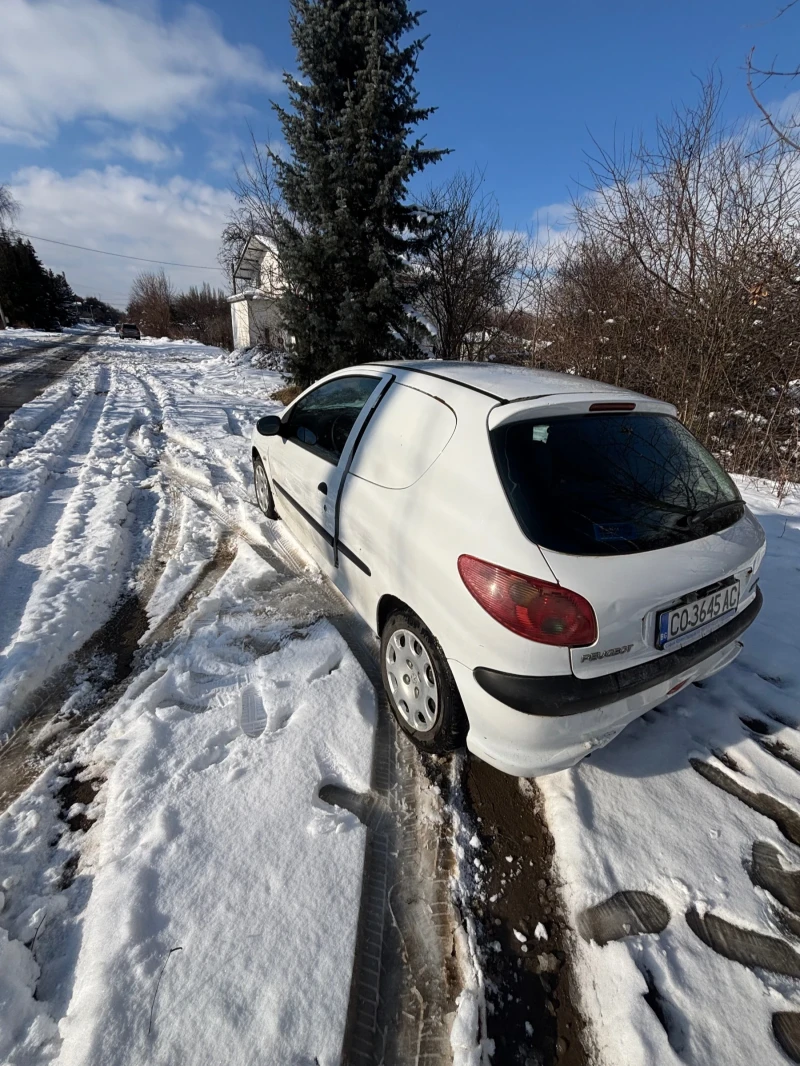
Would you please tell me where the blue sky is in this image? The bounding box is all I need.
[0,0,795,307]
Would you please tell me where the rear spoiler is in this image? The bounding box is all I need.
[488,392,677,430]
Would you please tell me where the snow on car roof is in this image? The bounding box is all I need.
[381,360,644,402]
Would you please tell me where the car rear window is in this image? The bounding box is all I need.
[491,412,744,556]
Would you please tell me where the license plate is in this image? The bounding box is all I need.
[657,582,739,651]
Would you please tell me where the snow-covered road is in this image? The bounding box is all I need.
[0,329,94,429]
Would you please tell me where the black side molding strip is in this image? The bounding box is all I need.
[337,540,371,576]
[272,479,371,576]
[366,362,502,401]
[474,587,762,717]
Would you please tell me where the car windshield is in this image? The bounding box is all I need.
[491,412,744,556]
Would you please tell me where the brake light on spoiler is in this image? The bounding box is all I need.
[588,402,636,411]
[458,555,597,647]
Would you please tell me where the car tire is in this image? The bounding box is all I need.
[253,455,278,519]
[380,608,466,754]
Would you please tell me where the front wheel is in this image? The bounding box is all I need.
[380,608,466,754]
[253,455,278,519]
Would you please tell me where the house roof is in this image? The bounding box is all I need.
[232,234,274,284]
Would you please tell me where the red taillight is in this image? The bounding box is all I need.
[457,555,597,647]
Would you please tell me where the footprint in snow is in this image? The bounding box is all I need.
[685,906,800,978]
[240,685,268,739]
[577,890,670,946]
[239,682,294,739]
[773,1013,800,1063]
[188,728,240,773]
[749,840,800,916]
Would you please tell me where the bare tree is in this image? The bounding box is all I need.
[747,1,800,151]
[127,270,174,338]
[0,185,19,328]
[414,170,540,361]
[540,75,800,482]
[0,185,17,230]
[219,135,292,287]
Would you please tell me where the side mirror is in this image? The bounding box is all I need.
[256,415,283,437]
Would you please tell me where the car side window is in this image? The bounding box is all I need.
[283,376,380,465]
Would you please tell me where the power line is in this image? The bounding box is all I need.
[18,232,226,272]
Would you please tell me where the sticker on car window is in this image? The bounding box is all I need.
[531,425,549,442]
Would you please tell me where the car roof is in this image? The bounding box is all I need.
[374,360,644,403]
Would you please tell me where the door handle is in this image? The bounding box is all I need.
[318,482,328,495]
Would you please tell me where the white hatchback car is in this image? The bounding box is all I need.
[251,361,765,777]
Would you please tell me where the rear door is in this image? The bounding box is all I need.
[489,406,766,680]
[268,372,392,569]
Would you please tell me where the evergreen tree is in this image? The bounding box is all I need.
[0,236,51,327]
[271,0,447,385]
[0,236,80,329]
[47,270,79,327]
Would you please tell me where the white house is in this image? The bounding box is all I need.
[228,234,285,350]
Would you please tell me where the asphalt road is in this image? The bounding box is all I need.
[0,330,100,429]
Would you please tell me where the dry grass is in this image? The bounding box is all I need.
[270,384,303,406]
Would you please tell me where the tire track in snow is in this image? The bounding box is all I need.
[0,377,81,462]
[0,379,109,653]
[0,495,233,814]
[0,363,163,732]
[0,334,96,429]
[0,369,102,560]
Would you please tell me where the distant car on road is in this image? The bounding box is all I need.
[119,323,141,339]
[251,362,765,777]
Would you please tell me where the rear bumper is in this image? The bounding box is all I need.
[473,587,762,717]
[451,588,761,778]
[453,639,744,777]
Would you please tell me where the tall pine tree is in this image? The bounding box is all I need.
[0,237,80,329]
[271,0,446,385]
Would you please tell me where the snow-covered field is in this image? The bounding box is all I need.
[543,482,800,1065]
[0,333,379,1065]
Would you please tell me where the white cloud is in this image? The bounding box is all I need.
[87,130,184,167]
[0,0,282,146]
[10,166,234,307]
[531,199,578,253]
[205,131,248,174]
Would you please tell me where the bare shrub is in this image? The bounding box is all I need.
[127,270,173,338]
[536,77,800,482]
[173,284,233,348]
[126,273,233,348]
[415,170,543,361]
